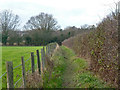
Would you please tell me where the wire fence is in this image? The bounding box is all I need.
[0,52,36,88]
[0,72,7,79]
[0,71,7,88]
[14,77,22,88]
[1,43,58,88]
[13,64,22,70]
[13,64,22,88]
[25,57,31,63]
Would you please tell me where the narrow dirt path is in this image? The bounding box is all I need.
[62,55,75,88]
[61,47,80,88]
[61,46,108,88]
[43,46,108,88]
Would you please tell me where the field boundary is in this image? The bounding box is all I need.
[1,42,58,88]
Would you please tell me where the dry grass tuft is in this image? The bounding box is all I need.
[26,71,43,88]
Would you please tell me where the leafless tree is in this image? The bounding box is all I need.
[0,10,20,31]
[0,10,20,45]
[24,12,60,31]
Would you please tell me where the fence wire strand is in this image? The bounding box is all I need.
[13,64,22,70]
[14,77,22,87]
[0,72,7,79]
[13,56,32,88]
[25,57,31,63]
[1,46,56,88]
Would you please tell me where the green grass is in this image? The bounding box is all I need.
[62,46,108,88]
[44,46,109,88]
[43,47,66,88]
[1,46,43,88]
[1,45,109,88]
[72,58,107,88]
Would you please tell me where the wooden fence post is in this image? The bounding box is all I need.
[21,56,26,88]
[43,47,46,68]
[46,46,48,55]
[36,50,41,74]
[6,61,14,88]
[50,44,52,56]
[31,52,35,73]
[41,49,44,72]
[48,45,50,56]
[49,45,51,56]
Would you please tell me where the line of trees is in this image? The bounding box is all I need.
[0,10,96,46]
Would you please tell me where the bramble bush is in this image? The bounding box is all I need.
[62,12,118,88]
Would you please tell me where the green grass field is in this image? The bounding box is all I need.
[1,46,43,88]
[1,45,109,88]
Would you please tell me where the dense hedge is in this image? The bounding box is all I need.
[62,13,118,88]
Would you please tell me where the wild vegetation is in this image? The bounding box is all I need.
[43,46,109,88]
[62,12,118,88]
[0,3,119,88]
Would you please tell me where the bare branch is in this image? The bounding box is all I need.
[0,10,20,31]
[24,12,59,31]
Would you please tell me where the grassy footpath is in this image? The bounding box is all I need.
[43,46,66,88]
[44,46,109,88]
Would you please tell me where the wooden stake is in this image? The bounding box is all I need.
[6,61,14,88]
[36,50,41,74]
[31,52,35,73]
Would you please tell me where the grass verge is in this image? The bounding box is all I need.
[43,47,66,88]
[43,46,109,88]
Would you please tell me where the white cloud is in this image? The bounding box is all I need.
[0,0,119,29]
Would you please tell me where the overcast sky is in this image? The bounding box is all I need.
[0,0,119,30]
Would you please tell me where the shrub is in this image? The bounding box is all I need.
[62,12,118,88]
